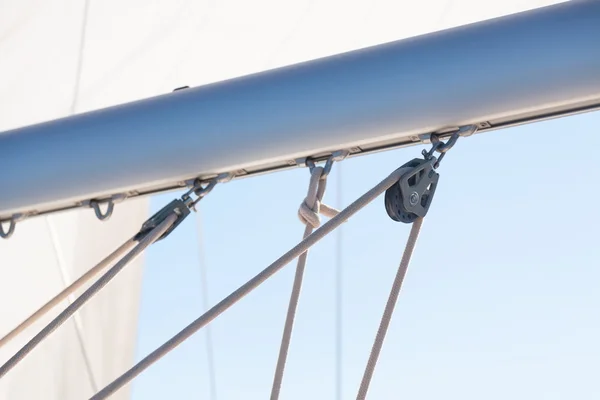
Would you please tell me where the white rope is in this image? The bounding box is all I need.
[297,166,339,228]
[0,239,136,350]
[355,217,424,400]
[46,216,99,393]
[271,165,339,400]
[0,213,177,379]
[89,165,411,400]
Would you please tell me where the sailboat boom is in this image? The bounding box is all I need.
[1,1,599,219]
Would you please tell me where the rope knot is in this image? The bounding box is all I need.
[298,166,339,228]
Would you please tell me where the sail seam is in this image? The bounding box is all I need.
[70,0,91,115]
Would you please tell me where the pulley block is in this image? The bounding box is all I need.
[385,158,439,223]
[135,199,191,242]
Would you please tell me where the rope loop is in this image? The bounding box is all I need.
[87,165,413,400]
[298,165,340,228]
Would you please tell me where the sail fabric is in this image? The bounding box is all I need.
[0,0,564,399]
[0,206,147,400]
[0,1,153,399]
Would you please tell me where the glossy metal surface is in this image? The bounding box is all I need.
[1,1,599,218]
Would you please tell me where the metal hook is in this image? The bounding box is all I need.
[182,172,233,211]
[83,194,127,221]
[89,199,115,221]
[422,124,478,168]
[430,133,457,154]
[181,179,218,210]
[0,214,24,239]
[305,150,350,179]
[0,218,16,239]
[193,179,218,198]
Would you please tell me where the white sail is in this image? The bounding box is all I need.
[0,0,566,399]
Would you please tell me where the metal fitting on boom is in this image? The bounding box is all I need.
[385,125,477,223]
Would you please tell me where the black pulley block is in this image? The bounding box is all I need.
[385,158,439,223]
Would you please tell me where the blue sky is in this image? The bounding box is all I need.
[132,110,600,399]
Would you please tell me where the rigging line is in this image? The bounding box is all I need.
[335,163,343,400]
[89,165,412,400]
[271,165,337,400]
[42,8,95,378]
[46,217,99,392]
[0,213,177,379]
[33,10,99,384]
[271,223,313,400]
[195,211,218,400]
[355,217,423,400]
[0,239,136,350]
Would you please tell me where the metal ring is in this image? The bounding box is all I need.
[434,132,459,153]
[428,124,479,156]
[89,199,114,221]
[322,158,335,178]
[457,124,478,138]
[304,150,349,179]
[194,179,218,198]
[0,218,16,239]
